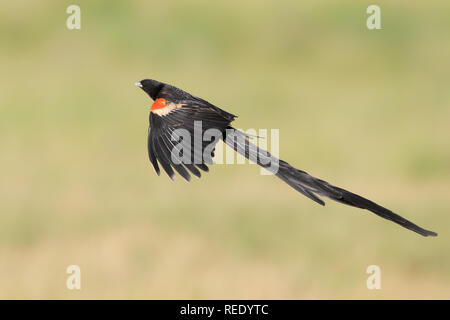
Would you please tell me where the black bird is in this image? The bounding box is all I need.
[135,79,437,237]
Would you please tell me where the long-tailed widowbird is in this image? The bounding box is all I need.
[135,79,437,237]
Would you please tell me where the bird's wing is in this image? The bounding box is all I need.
[147,100,234,181]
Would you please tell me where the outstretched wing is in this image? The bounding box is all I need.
[147,100,235,181]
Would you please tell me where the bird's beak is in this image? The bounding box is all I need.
[134,82,143,88]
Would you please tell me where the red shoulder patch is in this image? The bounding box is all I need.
[151,98,166,110]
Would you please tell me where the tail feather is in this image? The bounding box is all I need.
[224,127,437,237]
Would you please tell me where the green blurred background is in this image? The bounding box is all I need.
[0,0,449,299]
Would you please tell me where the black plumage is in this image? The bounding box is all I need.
[136,79,437,237]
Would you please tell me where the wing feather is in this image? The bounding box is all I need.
[147,127,160,175]
[152,137,176,180]
[160,134,192,182]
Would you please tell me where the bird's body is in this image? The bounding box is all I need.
[136,79,437,237]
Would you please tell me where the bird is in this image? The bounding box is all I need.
[135,79,437,237]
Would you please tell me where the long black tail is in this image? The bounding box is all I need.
[223,127,437,237]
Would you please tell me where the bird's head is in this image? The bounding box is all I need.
[135,79,164,100]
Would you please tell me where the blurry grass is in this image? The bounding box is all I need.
[0,0,449,298]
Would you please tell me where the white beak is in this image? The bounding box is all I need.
[134,82,143,88]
